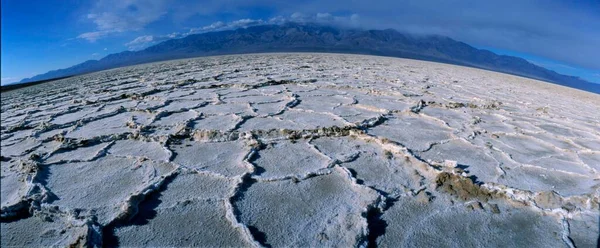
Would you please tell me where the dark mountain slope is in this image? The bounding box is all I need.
[18,23,599,93]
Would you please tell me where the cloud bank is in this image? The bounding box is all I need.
[78,0,168,42]
[124,12,362,50]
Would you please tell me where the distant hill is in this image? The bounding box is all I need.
[18,22,600,93]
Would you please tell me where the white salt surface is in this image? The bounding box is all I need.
[1,53,599,247]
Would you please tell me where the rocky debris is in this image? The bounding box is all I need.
[435,172,503,202]
[415,190,433,204]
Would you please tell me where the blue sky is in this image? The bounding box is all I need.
[2,0,599,85]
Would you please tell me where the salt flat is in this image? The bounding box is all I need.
[1,53,599,247]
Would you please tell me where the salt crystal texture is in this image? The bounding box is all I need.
[1,53,599,247]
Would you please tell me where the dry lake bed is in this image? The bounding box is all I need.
[1,53,599,247]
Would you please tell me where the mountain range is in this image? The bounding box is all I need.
[16,22,600,93]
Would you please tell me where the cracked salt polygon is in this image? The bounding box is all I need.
[50,107,100,125]
[234,167,378,247]
[295,95,355,111]
[521,131,581,150]
[475,114,515,134]
[577,152,600,171]
[1,138,40,157]
[36,128,69,141]
[283,84,319,94]
[278,109,349,129]
[251,140,330,179]
[44,142,111,164]
[113,199,251,247]
[237,116,305,131]
[171,140,249,177]
[488,134,561,165]
[567,212,600,248]
[417,139,500,182]
[328,105,383,123]
[191,114,241,131]
[367,115,454,151]
[220,89,266,99]
[135,100,164,110]
[142,126,182,137]
[497,165,598,196]
[1,130,34,147]
[0,168,28,208]
[571,138,600,151]
[256,85,287,95]
[223,94,283,104]
[536,123,588,138]
[149,89,196,100]
[65,112,153,139]
[158,171,236,203]
[352,95,412,112]
[251,101,289,116]
[508,119,545,133]
[312,136,423,193]
[528,155,591,175]
[151,110,198,126]
[108,140,170,162]
[1,213,91,246]
[43,156,166,224]
[378,194,564,247]
[196,103,254,116]
[420,106,474,129]
[155,100,204,112]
